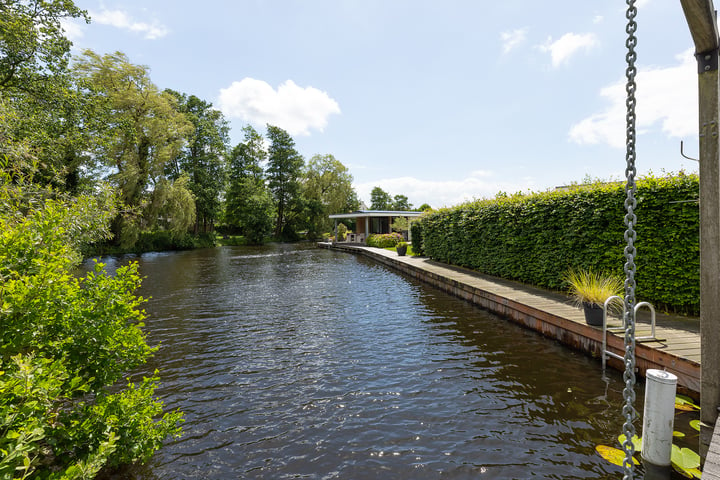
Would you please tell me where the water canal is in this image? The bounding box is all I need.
[94,243,698,479]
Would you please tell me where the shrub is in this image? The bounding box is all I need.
[0,181,183,478]
[366,232,404,248]
[337,223,347,241]
[417,173,699,314]
[410,220,425,255]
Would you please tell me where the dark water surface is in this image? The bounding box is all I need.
[94,243,697,479]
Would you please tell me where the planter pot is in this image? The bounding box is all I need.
[396,245,407,256]
[582,302,604,326]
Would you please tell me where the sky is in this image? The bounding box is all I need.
[63,0,700,209]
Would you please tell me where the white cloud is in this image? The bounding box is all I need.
[501,28,528,54]
[218,78,341,136]
[60,18,84,42]
[569,49,697,148]
[538,32,599,68]
[355,172,537,209]
[90,9,169,40]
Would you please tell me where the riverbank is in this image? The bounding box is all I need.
[319,242,701,397]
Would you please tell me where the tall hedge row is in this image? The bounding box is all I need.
[415,174,699,314]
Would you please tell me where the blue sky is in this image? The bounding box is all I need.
[64,1,699,209]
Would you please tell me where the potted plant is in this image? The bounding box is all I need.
[565,269,623,326]
[396,241,408,256]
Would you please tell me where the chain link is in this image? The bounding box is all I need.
[622,0,638,478]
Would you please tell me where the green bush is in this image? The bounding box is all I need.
[367,232,404,248]
[336,223,347,241]
[417,173,699,314]
[410,220,425,255]
[0,182,183,478]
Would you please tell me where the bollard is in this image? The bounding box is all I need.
[641,369,678,467]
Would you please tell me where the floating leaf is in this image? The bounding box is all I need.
[675,395,700,411]
[672,464,702,479]
[673,431,686,438]
[596,445,639,466]
[688,468,702,478]
[671,444,700,470]
[672,465,693,479]
[618,434,642,452]
[689,420,701,432]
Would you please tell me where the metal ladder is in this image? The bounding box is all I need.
[602,295,658,370]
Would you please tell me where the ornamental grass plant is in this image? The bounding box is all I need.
[565,269,624,308]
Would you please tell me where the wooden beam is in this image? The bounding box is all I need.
[681,0,720,54]
[681,0,720,462]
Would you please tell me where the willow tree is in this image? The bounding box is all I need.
[302,154,358,238]
[73,50,194,247]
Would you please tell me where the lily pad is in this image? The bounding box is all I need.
[596,445,639,466]
[671,444,700,470]
[673,431,686,438]
[675,395,700,411]
[672,465,693,479]
[689,420,701,432]
[672,464,702,479]
[617,434,642,452]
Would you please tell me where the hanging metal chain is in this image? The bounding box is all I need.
[621,0,638,478]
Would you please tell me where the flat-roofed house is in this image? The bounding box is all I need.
[328,210,423,244]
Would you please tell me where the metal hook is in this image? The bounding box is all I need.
[681,140,699,162]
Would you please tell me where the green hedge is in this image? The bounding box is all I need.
[415,174,699,314]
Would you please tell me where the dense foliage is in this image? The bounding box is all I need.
[370,186,414,211]
[1,1,363,252]
[414,174,699,314]
[0,179,183,478]
[366,232,405,248]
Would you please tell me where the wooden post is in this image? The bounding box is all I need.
[680,0,720,461]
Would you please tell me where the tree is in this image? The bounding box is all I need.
[265,125,304,239]
[418,203,432,212]
[370,186,392,210]
[302,154,358,238]
[73,50,194,247]
[392,194,412,211]
[166,91,229,234]
[0,0,88,93]
[227,178,275,244]
[0,1,99,194]
[225,125,274,243]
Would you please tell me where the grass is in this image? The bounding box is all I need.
[384,244,416,256]
[565,269,624,307]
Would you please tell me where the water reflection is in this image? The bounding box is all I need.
[87,244,695,479]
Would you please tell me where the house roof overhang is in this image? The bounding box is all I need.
[329,210,424,219]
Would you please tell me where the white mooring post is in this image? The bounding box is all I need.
[641,369,678,468]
